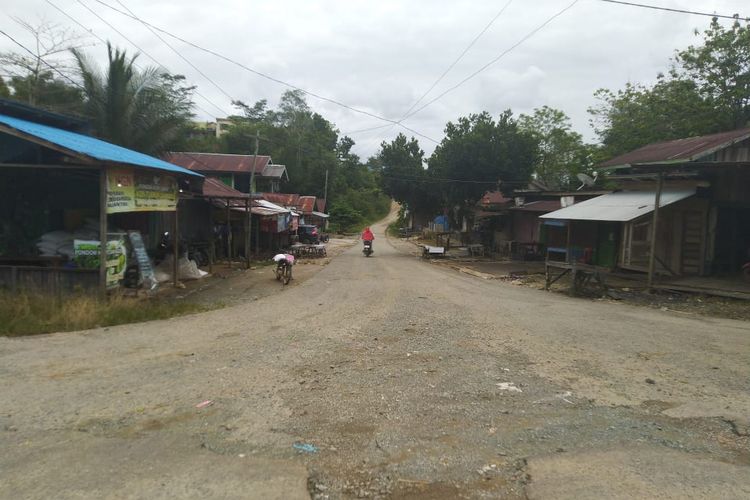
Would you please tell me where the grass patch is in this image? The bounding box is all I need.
[0,291,209,337]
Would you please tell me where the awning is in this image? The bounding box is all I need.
[540,189,695,222]
[0,113,201,177]
[311,211,329,219]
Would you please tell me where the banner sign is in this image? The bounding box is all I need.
[127,231,158,291]
[73,238,127,288]
[107,167,177,214]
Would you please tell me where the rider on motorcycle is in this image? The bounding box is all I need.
[362,227,374,251]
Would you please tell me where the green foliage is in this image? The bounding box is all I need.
[329,188,391,233]
[589,78,727,158]
[6,72,85,115]
[0,77,9,98]
[428,110,537,206]
[218,90,390,231]
[376,133,437,213]
[72,43,195,155]
[590,18,750,158]
[676,18,750,129]
[518,106,595,190]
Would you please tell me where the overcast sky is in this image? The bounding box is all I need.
[1,0,748,158]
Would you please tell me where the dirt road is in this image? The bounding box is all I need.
[2,215,749,499]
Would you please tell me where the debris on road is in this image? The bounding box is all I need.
[496,382,523,393]
[293,442,319,454]
[195,400,214,409]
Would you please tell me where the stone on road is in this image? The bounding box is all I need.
[1,214,749,499]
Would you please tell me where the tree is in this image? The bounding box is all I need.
[428,111,537,212]
[0,18,87,114]
[72,43,195,155]
[377,133,432,210]
[589,77,727,158]
[518,106,593,189]
[676,18,750,129]
[589,18,750,158]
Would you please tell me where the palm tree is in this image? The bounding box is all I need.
[72,43,193,155]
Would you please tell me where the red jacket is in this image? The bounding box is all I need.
[362,228,374,241]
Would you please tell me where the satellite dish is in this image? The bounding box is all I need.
[576,173,597,190]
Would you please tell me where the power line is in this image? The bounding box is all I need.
[112,0,236,104]
[399,0,515,122]
[43,0,224,119]
[402,0,580,122]
[598,0,749,22]
[90,0,438,143]
[346,1,514,143]
[0,29,87,91]
[72,0,231,118]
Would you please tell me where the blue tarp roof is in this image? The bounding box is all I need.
[0,113,202,177]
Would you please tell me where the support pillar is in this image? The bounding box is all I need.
[647,173,664,289]
[99,167,108,296]
[173,201,179,287]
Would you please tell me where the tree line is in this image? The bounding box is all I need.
[2,17,748,229]
[378,17,750,222]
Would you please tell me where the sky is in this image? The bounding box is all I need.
[1,0,748,159]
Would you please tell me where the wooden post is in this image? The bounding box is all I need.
[226,201,232,267]
[99,167,108,296]
[647,173,664,289]
[173,201,179,287]
[248,130,259,257]
[245,197,251,268]
[208,198,214,273]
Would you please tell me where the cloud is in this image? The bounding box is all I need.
[1,0,746,158]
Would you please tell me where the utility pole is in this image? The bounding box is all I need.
[246,130,259,269]
[323,169,329,207]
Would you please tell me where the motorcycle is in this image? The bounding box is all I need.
[273,253,294,285]
[363,240,373,257]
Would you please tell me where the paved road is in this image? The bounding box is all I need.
[2,216,749,499]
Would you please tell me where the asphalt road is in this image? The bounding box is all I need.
[2,215,749,499]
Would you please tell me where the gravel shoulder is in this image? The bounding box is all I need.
[1,214,749,499]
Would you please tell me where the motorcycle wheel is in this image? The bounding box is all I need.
[283,264,292,285]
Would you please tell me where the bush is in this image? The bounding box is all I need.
[329,187,391,233]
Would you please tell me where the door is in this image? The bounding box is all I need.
[681,211,703,275]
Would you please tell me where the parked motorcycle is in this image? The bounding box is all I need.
[363,240,373,257]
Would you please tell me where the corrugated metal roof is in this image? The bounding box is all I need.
[0,113,201,177]
[298,196,316,214]
[165,152,270,173]
[311,211,329,218]
[510,200,561,213]
[260,192,300,207]
[255,199,289,213]
[202,177,249,199]
[479,191,512,206]
[540,189,695,222]
[315,198,326,213]
[600,128,750,168]
[261,164,288,179]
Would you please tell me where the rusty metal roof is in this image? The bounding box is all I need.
[260,192,300,207]
[202,177,249,199]
[298,196,316,214]
[600,128,750,168]
[510,200,561,213]
[479,191,512,206]
[315,198,326,213]
[165,152,271,173]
